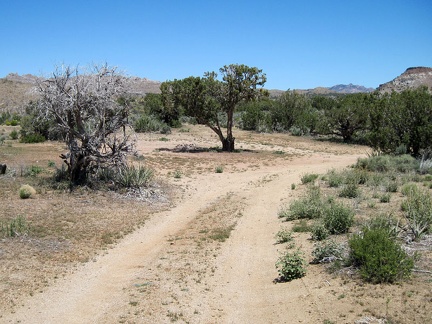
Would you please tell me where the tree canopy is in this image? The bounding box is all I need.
[161,64,268,151]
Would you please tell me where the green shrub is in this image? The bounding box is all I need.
[20,133,46,143]
[276,249,307,282]
[281,186,324,221]
[275,228,293,244]
[134,115,171,134]
[348,229,414,283]
[311,240,345,264]
[323,202,354,234]
[311,222,330,241]
[292,219,312,232]
[25,165,43,177]
[301,173,319,184]
[401,183,419,196]
[380,193,391,203]
[339,183,360,198]
[326,169,344,188]
[9,129,19,140]
[355,155,418,173]
[385,180,398,193]
[215,166,224,173]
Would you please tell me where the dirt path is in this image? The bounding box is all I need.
[2,150,362,323]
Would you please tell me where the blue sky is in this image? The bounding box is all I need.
[1,0,431,90]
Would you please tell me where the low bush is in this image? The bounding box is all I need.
[379,193,391,203]
[326,169,344,188]
[311,239,345,264]
[310,222,329,241]
[20,133,46,143]
[275,228,293,244]
[134,115,171,134]
[281,186,324,221]
[355,154,418,173]
[25,165,43,177]
[323,202,354,234]
[348,228,414,283]
[276,249,307,282]
[9,129,19,140]
[292,219,312,232]
[339,183,361,198]
[301,173,319,184]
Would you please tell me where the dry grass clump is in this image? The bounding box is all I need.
[18,184,36,199]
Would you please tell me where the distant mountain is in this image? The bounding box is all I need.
[377,67,432,93]
[0,73,161,112]
[268,83,374,97]
[328,83,374,93]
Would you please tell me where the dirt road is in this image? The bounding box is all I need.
[2,142,363,324]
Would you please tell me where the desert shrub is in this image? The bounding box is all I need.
[301,173,319,184]
[326,169,344,188]
[9,129,19,140]
[281,186,324,221]
[424,174,432,181]
[361,214,401,238]
[355,154,418,173]
[289,126,305,136]
[20,133,46,143]
[134,115,171,134]
[345,169,369,185]
[385,180,398,192]
[1,215,29,237]
[348,228,414,283]
[339,183,360,198]
[116,164,154,188]
[323,202,354,234]
[379,193,391,203]
[276,249,307,282]
[310,222,329,241]
[215,166,224,173]
[400,183,419,196]
[19,184,36,199]
[419,156,432,174]
[311,239,345,264]
[401,189,432,240]
[292,219,313,232]
[275,228,293,244]
[25,165,43,177]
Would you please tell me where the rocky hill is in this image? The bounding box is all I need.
[377,67,432,93]
[0,73,162,112]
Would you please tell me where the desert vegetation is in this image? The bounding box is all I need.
[1,64,431,323]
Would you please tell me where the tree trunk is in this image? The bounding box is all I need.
[69,153,88,185]
[222,137,235,152]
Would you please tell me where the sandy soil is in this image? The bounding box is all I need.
[1,126,430,323]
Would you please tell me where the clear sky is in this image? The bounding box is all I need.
[1,0,431,90]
